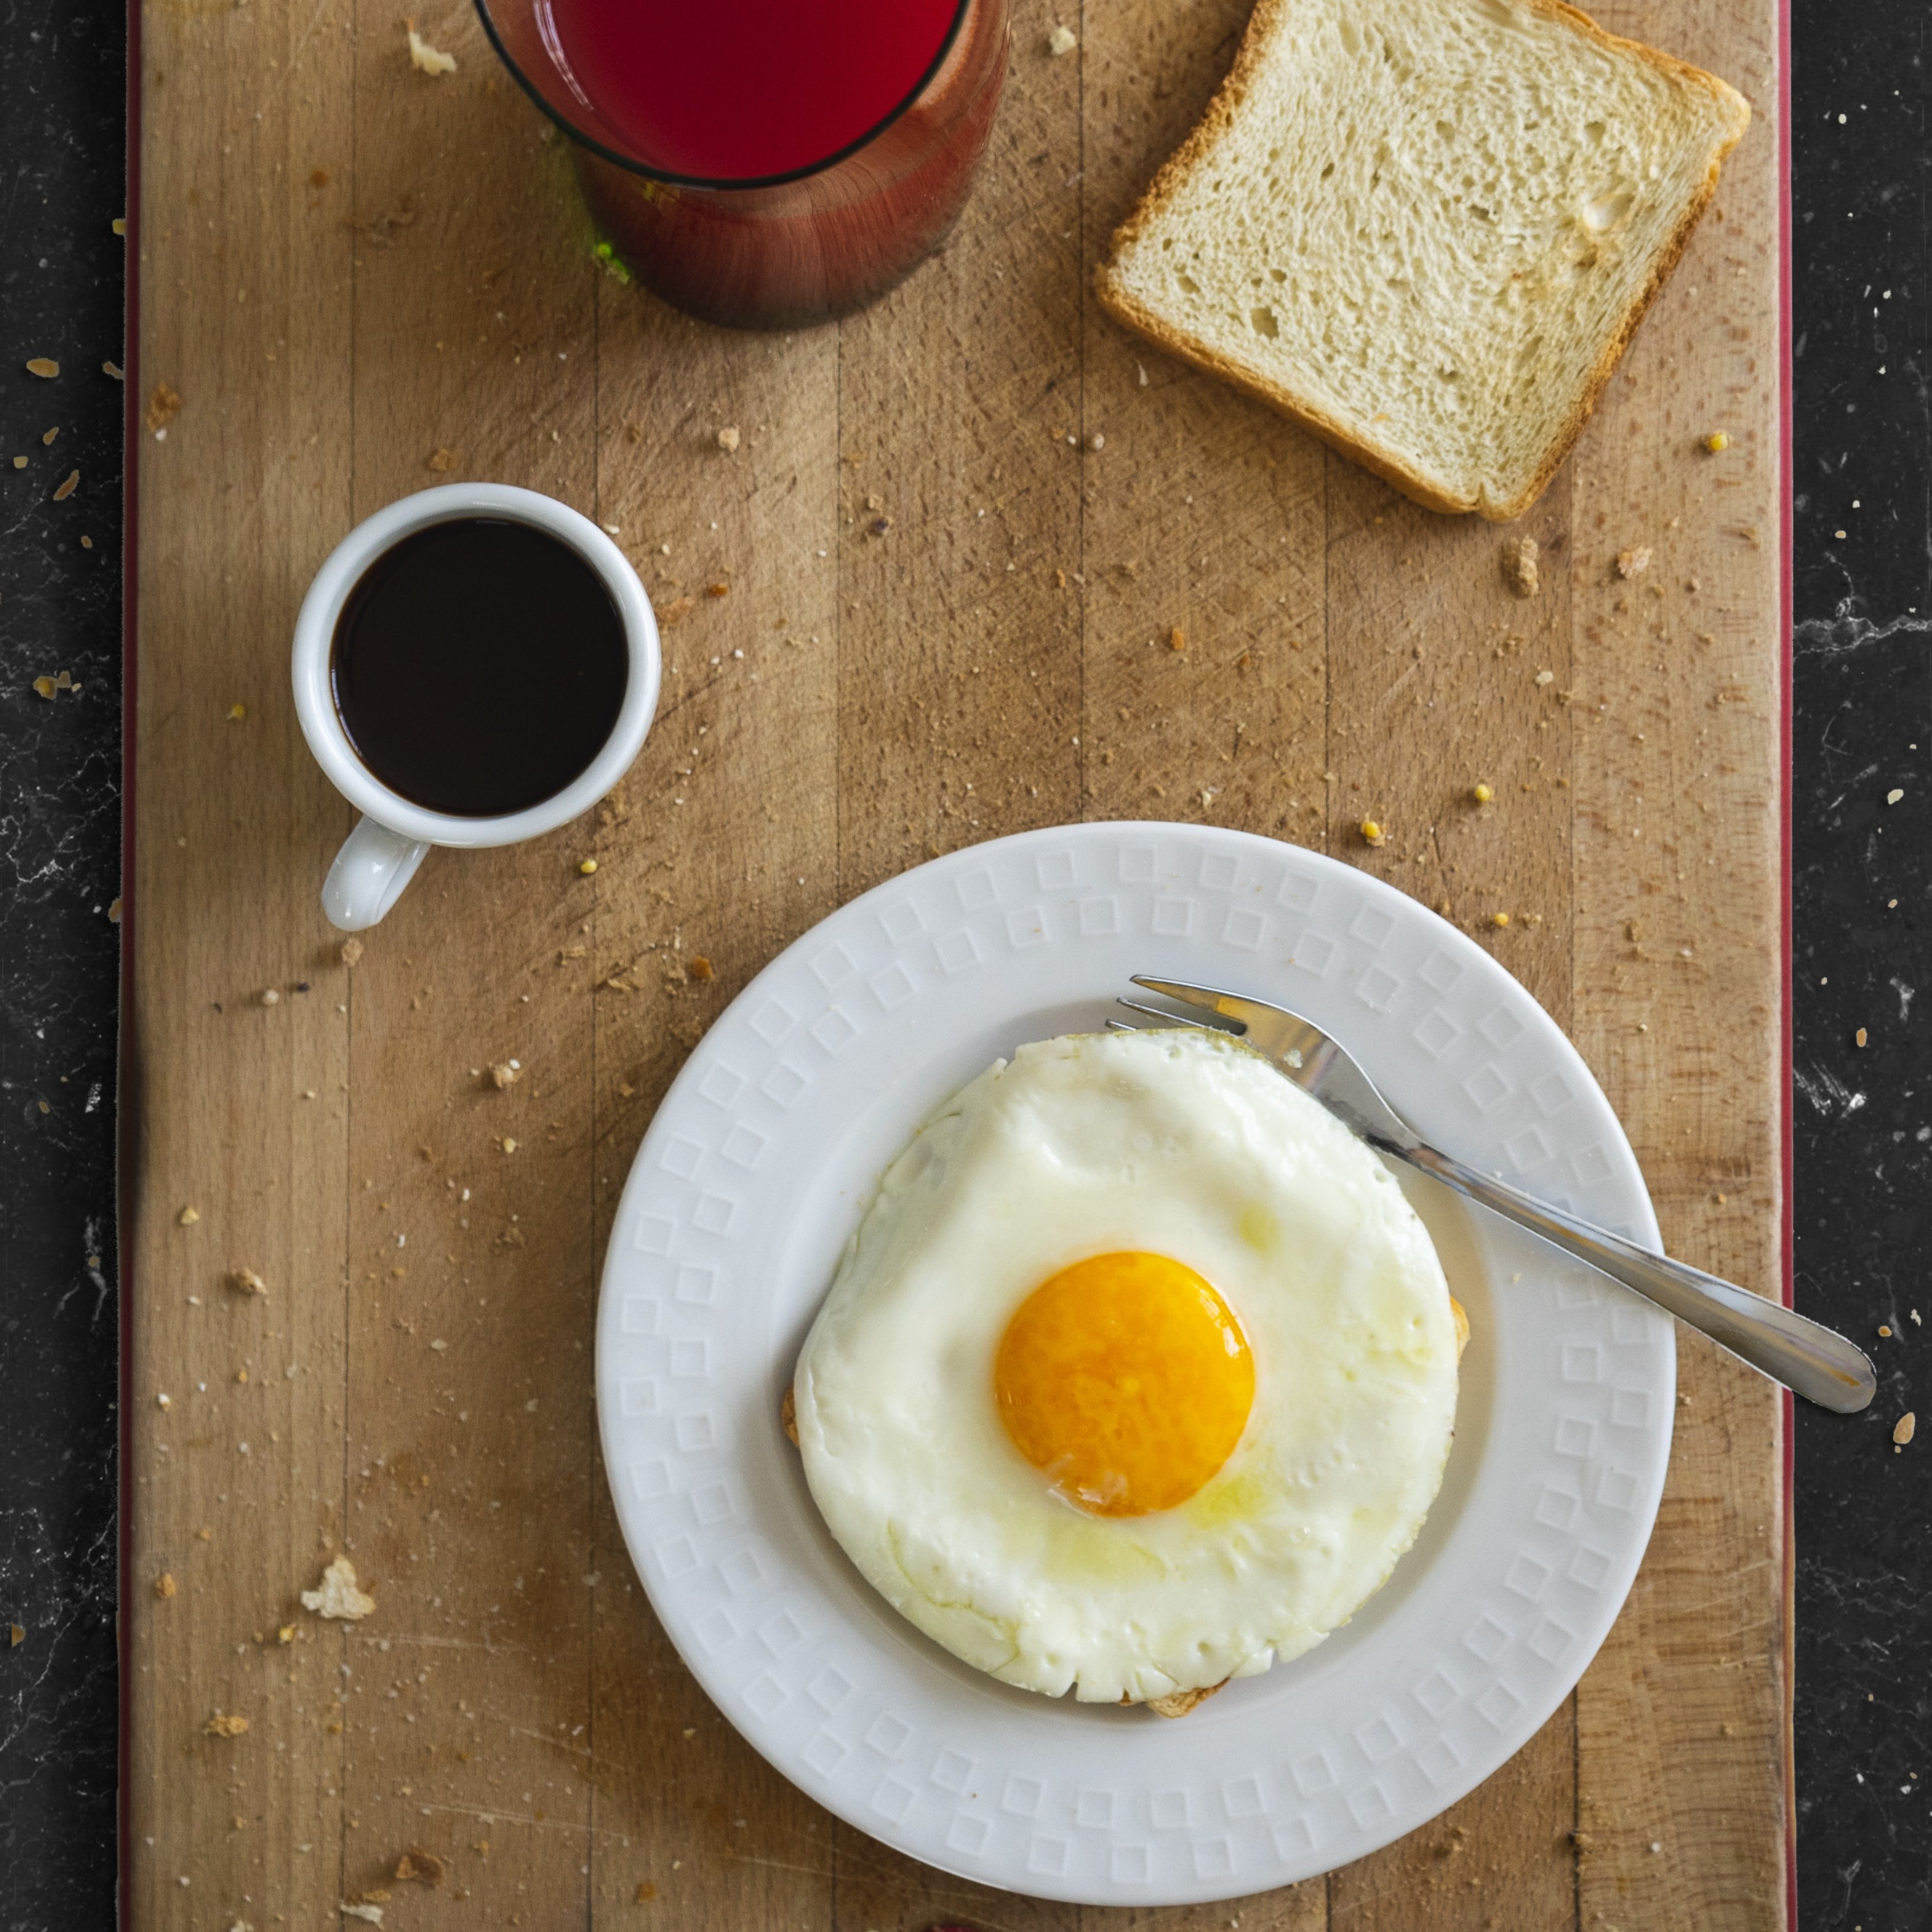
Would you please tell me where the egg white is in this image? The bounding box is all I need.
[792,1027,1459,1705]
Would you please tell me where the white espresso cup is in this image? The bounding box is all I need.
[291,484,661,931]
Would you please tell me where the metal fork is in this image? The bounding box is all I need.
[1113,975,1876,1414]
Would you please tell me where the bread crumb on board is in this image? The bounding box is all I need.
[339,936,365,968]
[1047,23,1077,54]
[1615,545,1652,579]
[405,21,457,73]
[228,1266,269,1297]
[154,1572,177,1599]
[205,1711,250,1737]
[716,426,740,452]
[393,1847,447,1888]
[1501,536,1540,597]
[301,1554,376,1621]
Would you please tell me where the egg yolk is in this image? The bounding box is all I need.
[993,1252,1255,1516]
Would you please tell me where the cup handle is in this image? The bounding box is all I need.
[323,816,429,931]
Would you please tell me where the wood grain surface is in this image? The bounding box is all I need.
[126,0,1788,1923]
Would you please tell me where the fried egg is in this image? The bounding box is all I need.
[791,1026,1459,1705]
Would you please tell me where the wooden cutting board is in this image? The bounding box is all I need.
[125,0,1790,1923]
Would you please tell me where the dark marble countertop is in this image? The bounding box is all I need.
[2,2,1927,1925]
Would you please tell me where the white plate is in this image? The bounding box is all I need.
[595,823,1673,1906]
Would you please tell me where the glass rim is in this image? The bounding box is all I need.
[471,0,974,193]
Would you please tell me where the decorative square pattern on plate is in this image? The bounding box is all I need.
[878,899,925,943]
[699,1064,747,1107]
[936,929,981,974]
[1478,1007,1527,1049]
[1505,1554,1553,1602]
[871,1776,916,1821]
[1463,1063,1512,1111]
[1036,849,1078,891]
[813,944,855,988]
[1612,1387,1651,1428]
[1354,1714,1402,1762]
[674,1265,717,1306]
[750,999,796,1044]
[809,1666,855,1712]
[1078,1788,1116,1829]
[870,961,919,1009]
[955,868,997,910]
[597,824,1672,1909]
[1292,931,1337,976]
[810,1008,859,1055]
[693,1193,739,1237]
[1223,906,1266,949]
[946,1814,991,1855]
[1029,1835,1070,1876]
[1278,870,1318,912]
[1563,1344,1603,1384]
[659,1134,704,1178]
[1003,1775,1046,1818]
[1193,1838,1235,1879]
[1356,965,1401,1012]
[1151,1788,1191,1829]
[1221,1775,1266,1819]
[865,1712,912,1760]
[1463,1615,1511,1662]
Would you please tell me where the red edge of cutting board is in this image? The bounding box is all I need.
[1776,0,1799,1920]
[108,0,1803,1919]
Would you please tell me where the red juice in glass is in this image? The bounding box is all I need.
[475,0,1010,329]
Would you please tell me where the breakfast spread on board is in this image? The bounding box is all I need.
[143,0,1801,1901]
[787,1028,1464,1714]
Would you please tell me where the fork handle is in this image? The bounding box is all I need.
[1389,1140,1876,1413]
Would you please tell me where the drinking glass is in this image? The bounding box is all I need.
[474,0,1011,330]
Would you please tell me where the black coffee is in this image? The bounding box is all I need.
[330,517,629,817]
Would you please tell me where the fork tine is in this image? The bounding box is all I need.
[1128,981,1244,1043]
[1125,978,1251,1034]
[1105,1017,1140,1032]
[1115,996,1231,1034]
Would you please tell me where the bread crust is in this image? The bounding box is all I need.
[1094,0,1751,521]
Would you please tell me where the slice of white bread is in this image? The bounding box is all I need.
[1096,0,1750,520]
